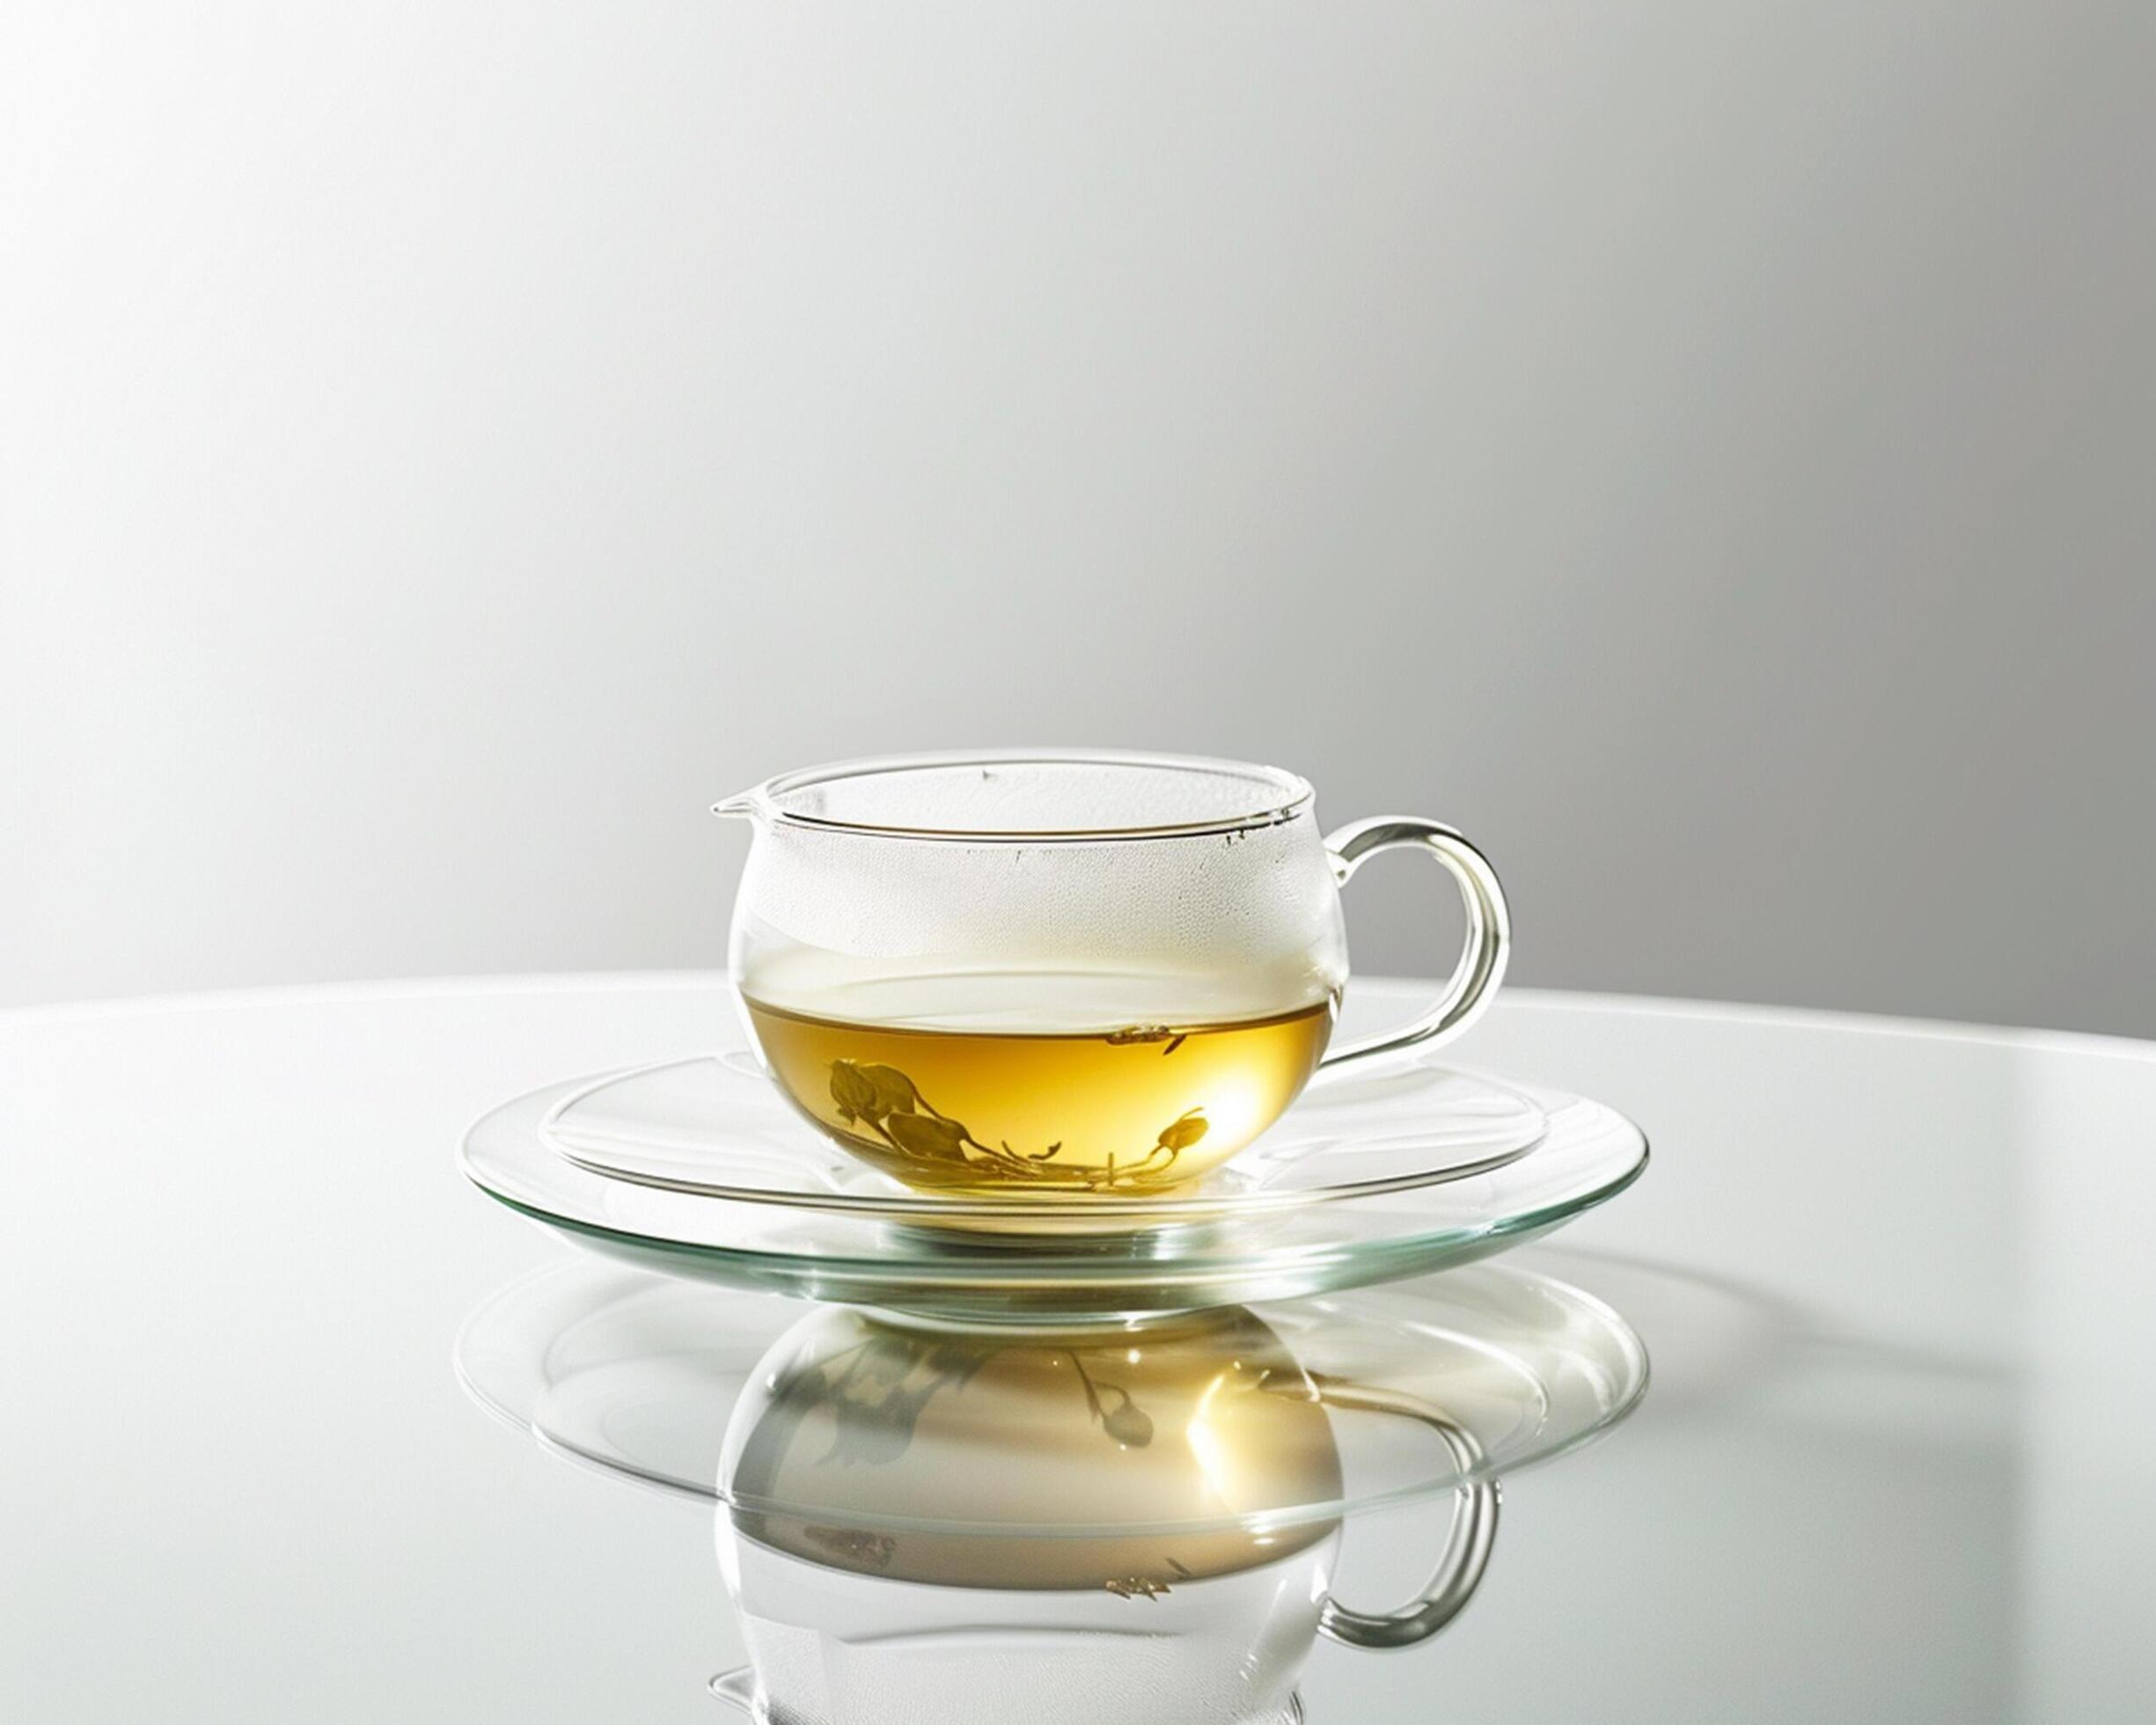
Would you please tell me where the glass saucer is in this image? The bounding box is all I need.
[454,1254,1649,1532]
[460,1068,1646,1321]
[537,1050,1551,1225]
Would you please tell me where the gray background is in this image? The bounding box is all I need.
[4,2,2151,1034]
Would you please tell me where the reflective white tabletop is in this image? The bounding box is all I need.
[4,978,2150,1722]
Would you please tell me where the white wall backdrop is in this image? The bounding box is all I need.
[4,4,2151,1033]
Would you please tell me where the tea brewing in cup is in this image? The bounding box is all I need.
[715,751,1507,1198]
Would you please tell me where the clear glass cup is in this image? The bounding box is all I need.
[714,750,1507,1199]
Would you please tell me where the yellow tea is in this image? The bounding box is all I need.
[743,994,1334,1196]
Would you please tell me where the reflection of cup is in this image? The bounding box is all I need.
[713,1303,1496,1725]
[719,1539,1329,1725]
[715,751,1507,1200]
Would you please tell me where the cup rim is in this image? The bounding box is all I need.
[716,749,1315,844]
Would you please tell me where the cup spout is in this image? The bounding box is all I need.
[711,790,759,820]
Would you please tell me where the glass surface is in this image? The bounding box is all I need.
[6,978,2154,1721]
[456,1253,1637,1721]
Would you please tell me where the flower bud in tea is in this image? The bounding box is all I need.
[1158,1110,1210,1153]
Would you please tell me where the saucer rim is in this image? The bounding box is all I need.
[536,1052,1554,1222]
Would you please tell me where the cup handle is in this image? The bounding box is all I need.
[1312,1380,1501,1650]
[1317,817,1510,1074]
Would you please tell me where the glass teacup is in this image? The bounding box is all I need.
[714,751,1507,1199]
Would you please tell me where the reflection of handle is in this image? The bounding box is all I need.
[1318,817,1509,1074]
[1313,1380,1500,1650]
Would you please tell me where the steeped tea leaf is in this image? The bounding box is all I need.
[884,1111,972,1160]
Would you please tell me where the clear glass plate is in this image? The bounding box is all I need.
[455,1254,1649,1535]
[537,1051,1551,1223]
[460,1062,1647,1321]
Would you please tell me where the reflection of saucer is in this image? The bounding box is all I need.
[536,1052,1551,1223]
[461,1064,1646,1321]
[453,1255,1648,1532]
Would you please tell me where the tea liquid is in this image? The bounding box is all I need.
[743,993,1333,1195]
